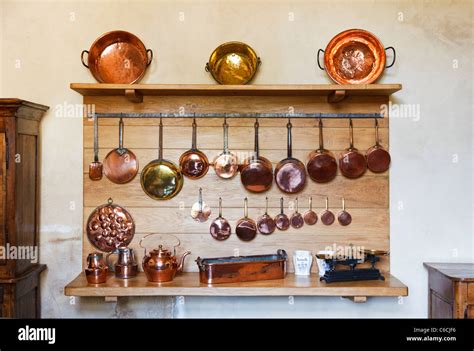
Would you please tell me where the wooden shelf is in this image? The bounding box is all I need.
[65,273,407,302]
[71,83,401,103]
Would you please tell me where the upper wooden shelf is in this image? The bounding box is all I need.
[70,83,402,103]
[65,272,408,303]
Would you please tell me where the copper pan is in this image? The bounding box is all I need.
[275,197,290,231]
[306,119,338,183]
[257,197,276,235]
[366,119,391,173]
[103,118,138,184]
[81,30,153,84]
[275,120,307,194]
[303,197,318,225]
[320,197,335,226]
[213,119,239,179]
[191,188,211,222]
[317,29,396,84]
[236,197,257,242]
[179,118,209,179]
[240,120,273,193]
[339,119,367,179]
[290,198,304,229]
[89,115,103,181]
[337,197,352,226]
[209,198,231,241]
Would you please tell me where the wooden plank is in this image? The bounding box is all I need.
[64,272,408,297]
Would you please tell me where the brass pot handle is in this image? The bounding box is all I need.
[81,50,89,68]
[317,49,325,70]
[257,57,262,68]
[146,49,153,67]
[385,47,396,68]
[205,62,211,72]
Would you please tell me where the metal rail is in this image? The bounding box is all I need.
[89,112,383,119]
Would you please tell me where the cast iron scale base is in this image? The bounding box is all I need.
[319,253,385,283]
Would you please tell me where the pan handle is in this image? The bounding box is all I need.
[146,49,153,67]
[195,257,204,271]
[385,47,396,68]
[257,57,262,68]
[81,50,89,68]
[277,249,288,260]
[205,62,211,72]
[316,49,325,70]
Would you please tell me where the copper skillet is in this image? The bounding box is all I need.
[179,118,209,179]
[81,30,153,84]
[209,197,231,241]
[307,119,338,183]
[366,119,391,173]
[213,118,239,179]
[257,197,276,235]
[236,197,257,242]
[275,197,290,231]
[103,118,138,184]
[240,119,273,193]
[339,119,367,179]
[275,120,307,194]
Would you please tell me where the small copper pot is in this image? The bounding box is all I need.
[236,197,257,241]
[306,119,338,183]
[85,252,108,284]
[179,118,209,179]
[106,247,138,279]
[339,119,367,179]
[366,119,391,173]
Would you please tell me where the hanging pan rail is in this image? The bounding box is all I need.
[88,112,383,119]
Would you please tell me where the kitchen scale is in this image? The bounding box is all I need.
[316,249,388,283]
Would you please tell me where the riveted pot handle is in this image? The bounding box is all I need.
[385,47,396,68]
[81,50,89,68]
[257,57,262,67]
[205,62,211,72]
[277,249,288,260]
[146,49,153,67]
[317,49,325,70]
[196,257,204,271]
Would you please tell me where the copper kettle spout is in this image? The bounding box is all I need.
[178,251,191,273]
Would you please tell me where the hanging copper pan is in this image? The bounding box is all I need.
[306,119,338,183]
[81,30,153,84]
[275,120,307,194]
[274,197,290,231]
[339,119,367,179]
[337,197,352,226]
[240,120,273,193]
[366,119,391,173]
[191,188,211,222]
[213,119,239,179]
[209,198,231,241]
[317,29,396,84]
[140,119,184,200]
[257,197,276,235]
[290,198,304,229]
[236,197,257,242]
[206,41,261,85]
[303,197,318,225]
[179,118,209,179]
[89,115,103,181]
[320,197,335,226]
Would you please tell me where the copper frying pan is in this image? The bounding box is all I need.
[366,119,391,173]
[209,198,231,241]
[257,197,276,235]
[337,197,352,226]
[179,118,209,179]
[236,197,257,241]
[240,120,273,193]
[320,197,335,225]
[275,197,290,231]
[191,188,211,222]
[306,119,337,183]
[103,118,138,184]
[303,197,318,225]
[213,119,239,179]
[290,198,304,229]
[275,120,307,193]
[339,119,367,179]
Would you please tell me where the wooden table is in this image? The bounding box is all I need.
[424,262,474,318]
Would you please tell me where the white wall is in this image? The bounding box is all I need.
[1,0,472,318]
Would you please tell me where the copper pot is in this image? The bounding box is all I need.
[106,246,138,279]
[306,119,337,183]
[240,120,273,193]
[366,119,391,173]
[81,30,153,84]
[179,118,209,179]
[339,119,367,179]
[85,252,108,284]
[213,119,239,179]
[236,197,257,242]
[275,120,307,193]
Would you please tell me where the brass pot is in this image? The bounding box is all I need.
[206,41,261,85]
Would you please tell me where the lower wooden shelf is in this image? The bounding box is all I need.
[65,272,408,302]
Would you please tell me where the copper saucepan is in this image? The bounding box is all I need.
[307,119,338,183]
[275,197,290,231]
[213,119,239,179]
[103,118,138,184]
[240,119,273,193]
[140,119,184,200]
[275,120,307,194]
[339,119,367,179]
[236,197,257,242]
[257,197,276,235]
[303,197,318,225]
[179,118,209,179]
[290,198,304,229]
[209,197,231,241]
[366,119,391,173]
[320,197,335,226]
[337,197,352,226]
[191,187,211,222]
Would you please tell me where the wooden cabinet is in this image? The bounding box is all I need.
[0,99,48,318]
[424,262,474,319]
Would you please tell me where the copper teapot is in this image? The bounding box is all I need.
[140,234,190,283]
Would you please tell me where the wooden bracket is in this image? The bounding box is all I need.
[327,90,346,103]
[104,296,118,303]
[125,89,143,103]
[343,296,367,303]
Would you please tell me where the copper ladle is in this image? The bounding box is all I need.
[337,197,352,226]
[303,196,318,225]
[320,197,335,225]
[290,197,304,229]
[191,187,211,222]
[209,197,231,240]
[275,197,290,231]
[236,197,257,241]
[89,115,103,180]
[257,197,276,235]
[213,118,239,179]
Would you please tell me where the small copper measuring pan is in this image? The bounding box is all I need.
[320,197,335,225]
[209,197,231,241]
[275,197,290,231]
[179,118,209,179]
[306,119,337,183]
[290,198,304,229]
[339,119,367,179]
[103,118,138,184]
[213,119,239,179]
[303,197,318,225]
[257,197,276,235]
[89,115,103,181]
[366,119,391,173]
[236,197,257,242]
[337,197,352,226]
[191,188,211,222]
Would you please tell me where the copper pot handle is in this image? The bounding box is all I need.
[287,119,293,158]
[105,249,118,272]
[385,47,396,68]
[205,62,211,72]
[317,49,325,70]
[146,49,153,67]
[277,249,288,260]
[257,57,262,68]
[81,50,89,68]
[254,119,260,158]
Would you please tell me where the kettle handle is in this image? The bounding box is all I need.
[105,249,119,272]
[139,233,181,256]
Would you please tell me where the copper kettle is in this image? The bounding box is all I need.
[140,234,190,283]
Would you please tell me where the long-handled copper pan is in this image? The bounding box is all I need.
[236,197,257,242]
[209,197,231,241]
[89,115,103,181]
[275,197,290,231]
[307,119,337,183]
[213,118,239,179]
[240,119,273,193]
[257,197,276,235]
[103,118,138,184]
[179,118,209,179]
[339,119,367,179]
[275,120,307,193]
[366,119,391,173]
